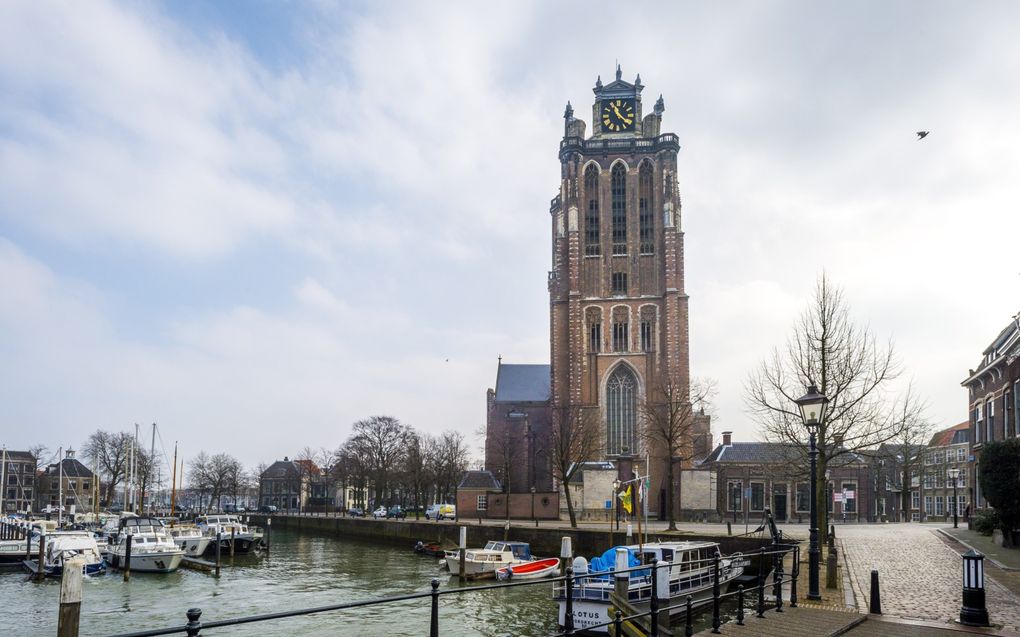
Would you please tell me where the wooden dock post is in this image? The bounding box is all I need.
[215,532,221,577]
[265,518,271,555]
[560,536,572,576]
[458,526,466,581]
[58,556,85,637]
[26,524,33,561]
[37,531,46,581]
[123,533,132,582]
[230,527,235,557]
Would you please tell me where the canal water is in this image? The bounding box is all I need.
[0,530,726,636]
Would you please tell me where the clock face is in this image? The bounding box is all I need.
[601,99,636,132]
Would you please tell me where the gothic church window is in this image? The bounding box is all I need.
[611,272,627,295]
[606,366,637,455]
[613,322,629,352]
[639,161,654,254]
[584,164,600,256]
[590,322,602,353]
[640,321,653,352]
[611,163,627,255]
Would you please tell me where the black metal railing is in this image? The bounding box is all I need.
[103,542,799,637]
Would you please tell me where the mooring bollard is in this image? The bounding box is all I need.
[654,558,669,634]
[458,526,467,581]
[736,585,745,625]
[265,517,271,555]
[215,532,221,578]
[614,547,629,599]
[58,556,85,637]
[869,569,882,614]
[185,608,203,637]
[429,578,440,637]
[37,531,46,581]
[230,527,235,557]
[560,536,572,576]
[960,550,990,626]
[726,521,731,536]
[123,533,132,582]
[684,595,693,637]
[564,566,575,635]
[826,544,838,589]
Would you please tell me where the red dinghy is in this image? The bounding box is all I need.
[496,557,560,581]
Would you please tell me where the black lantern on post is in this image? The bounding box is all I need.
[795,384,829,602]
[948,468,960,529]
[960,549,990,626]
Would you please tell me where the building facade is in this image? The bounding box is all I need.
[962,314,1020,511]
[1,449,36,514]
[701,432,873,524]
[484,67,710,519]
[259,457,317,513]
[36,449,95,513]
[917,422,970,522]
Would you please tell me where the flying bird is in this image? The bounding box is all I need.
[916,131,930,140]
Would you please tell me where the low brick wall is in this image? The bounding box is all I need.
[250,514,777,558]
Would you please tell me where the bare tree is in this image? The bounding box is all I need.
[640,376,716,531]
[345,416,410,507]
[745,274,919,532]
[877,387,932,521]
[548,404,601,528]
[432,431,469,504]
[82,430,133,506]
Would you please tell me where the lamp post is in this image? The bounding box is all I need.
[613,479,621,531]
[531,486,537,527]
[795,384,829,602]
[948,468,960,529]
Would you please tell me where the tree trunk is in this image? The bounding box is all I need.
[564,473,578,528]
[666,456,677,531]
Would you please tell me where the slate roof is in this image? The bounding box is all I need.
[701,442,803,465]
[44,458,93,478]
[494,364,551,403]
[2,451,36,464]
[458,470,502,491]
[261,460,301,480]
[928,422,969,448]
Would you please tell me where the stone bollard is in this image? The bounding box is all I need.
[869,569,882,614]
[560,536,572,576]
[825,545,838,589]
[614,547,630,600]
[960,550,990,626]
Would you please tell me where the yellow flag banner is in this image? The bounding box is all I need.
[618,485,633,514]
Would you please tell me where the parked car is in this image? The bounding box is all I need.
[223,504,239,513]
[258,505,278,514]
[347,507,365,517]
[425,504,456,520]
[387,506,406,519]
[372,506,388,519]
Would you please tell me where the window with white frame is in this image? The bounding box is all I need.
[948,495,956,516]
[957,448,965,462]
[750,482,765,511]
[976,403,983,443]
[911,512,920,521]
[924,496,933,515]
[935,496,944,516]
[911,490,920,510]
[1015,381,1020,435]
[987,399,995,442]
[477,495,487,511]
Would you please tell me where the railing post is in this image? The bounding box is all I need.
[789,545,798,608]
[684,595,693,637]
[649,558,660,637]
[736,585,745,625]
[185,608,202,637]
[711,550,721,634]
[756,547,765,618]
[429,578,440,637]
[773,546,783,612]
[613,609,622,635]
[564,566,575,635]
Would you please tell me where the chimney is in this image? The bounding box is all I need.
[722,431,732,446]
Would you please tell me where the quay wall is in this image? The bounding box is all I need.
[249,515,777,557]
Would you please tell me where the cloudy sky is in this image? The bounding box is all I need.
[2,1,1018,469]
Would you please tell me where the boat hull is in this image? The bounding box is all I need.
[175,536,212,557]
[203,536,256,556]
[107,550,183,573]
[45,560,106,577]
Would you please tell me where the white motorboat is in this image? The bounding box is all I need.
[167,525,212,557]
[43,531,106,577]
[556,541,746,634]
[444,541,535,579]
[195,515,256,555]
[105,516,184,573]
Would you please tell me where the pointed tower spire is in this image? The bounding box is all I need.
[615,63,622,81]
[654,94,665,116]
[564,101,574,120]
[635,73,642,86]
[595,75,603,89]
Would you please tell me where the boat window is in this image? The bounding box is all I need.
[484,541,497,550]
[511,545,532,560]
[660,548,674,563]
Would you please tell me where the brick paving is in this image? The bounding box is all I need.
[837,524,1020,633]
[692,606,864,636]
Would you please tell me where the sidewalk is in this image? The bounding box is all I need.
[939,528,1020,571]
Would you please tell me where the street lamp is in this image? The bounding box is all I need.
[613,479,621,531]
[531,486,537,527]
[948,468,960,529]
[795,383,829,602]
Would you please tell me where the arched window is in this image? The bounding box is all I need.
[606,366,637,455]
[584,164,600,256]
[611,163,627,255]
[639,161,654,254]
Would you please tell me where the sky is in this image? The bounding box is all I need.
[2,1,1019,471]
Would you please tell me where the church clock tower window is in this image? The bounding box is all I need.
[639,160,654,254]
[611,163,627,255]
[607,366,637,455]
[584,164,601,256]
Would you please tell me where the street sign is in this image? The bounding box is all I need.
[844,490,855,500]
[605,500,612,509]
[834,494,843,503]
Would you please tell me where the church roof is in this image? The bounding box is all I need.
[458,470,501,490]
[494,364,550,403]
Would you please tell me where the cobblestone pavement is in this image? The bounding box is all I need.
[838,524,1020,632]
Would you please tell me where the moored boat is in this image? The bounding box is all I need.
[43,531,106,577]
[555,541,746,634]
[167,525,212,557]
[443,541,535,579]
[195,515,256,555]
[104,516,184,573]
[414,541,447,558]
[496,557,560,581]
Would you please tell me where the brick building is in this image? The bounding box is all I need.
[484,67,711,519]
[259,457,320,513]
[1,449,37,514]
[700,432,873,524]
[864,443,923,523]
[36,449,95,513]
[919,422,970,522]
[962,313,1020,511]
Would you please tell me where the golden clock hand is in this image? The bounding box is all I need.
[612,103,624,118]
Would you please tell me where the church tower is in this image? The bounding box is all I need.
[548,67,705,514]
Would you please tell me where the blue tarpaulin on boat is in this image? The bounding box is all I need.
[588,546,639,574]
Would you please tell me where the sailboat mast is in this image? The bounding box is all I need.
[58,446,63,526]
[170,443,178,517]
[0,447,7,514]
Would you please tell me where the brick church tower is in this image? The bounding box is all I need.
[548,66,709,516]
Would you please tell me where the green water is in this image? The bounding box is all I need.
[0,530,558,636]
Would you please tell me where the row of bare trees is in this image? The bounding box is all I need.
[187,452,249,510]
[292,416,471,511]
